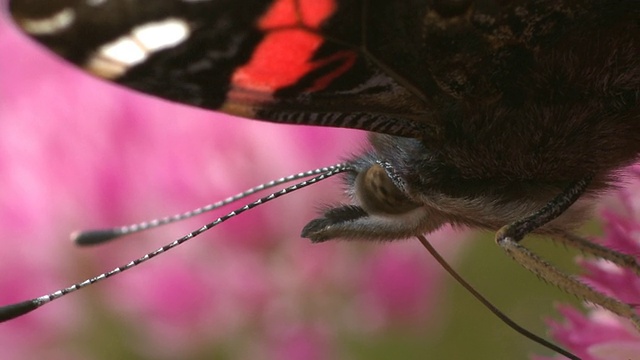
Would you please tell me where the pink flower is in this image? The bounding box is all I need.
[539,166,640,360]
[0,7,459,360]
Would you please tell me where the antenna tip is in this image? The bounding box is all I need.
[72,229,122,246]
[0,300,40,323]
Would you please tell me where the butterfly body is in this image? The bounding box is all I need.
[305,0,640,242]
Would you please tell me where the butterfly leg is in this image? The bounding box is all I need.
[495,176,640,330]
[553,230,640,276]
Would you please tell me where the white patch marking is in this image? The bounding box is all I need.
[100,37,148,65]
[132,20,191,52]
[19,8,75,35]
[86,18,191,79]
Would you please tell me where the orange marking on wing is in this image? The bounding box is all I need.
[231,0,344,94]
[259,0,335,29]
[232,29,323,92]
[306,51,357,92]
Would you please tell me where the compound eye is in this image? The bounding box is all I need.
[355,164,420,215]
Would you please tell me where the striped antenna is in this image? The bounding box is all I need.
[0,163,352,323]
[73,164,348,245]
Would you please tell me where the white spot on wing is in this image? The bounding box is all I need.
[19,8,75,35]
[86,18,191,79]
[132,20,190,52]
[99,37,147,65]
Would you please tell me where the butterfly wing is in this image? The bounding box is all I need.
[16,1,624,140]
[9,0,438,138]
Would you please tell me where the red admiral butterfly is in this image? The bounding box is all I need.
[3,0,640,359]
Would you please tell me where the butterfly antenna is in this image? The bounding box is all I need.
[73,164,347,246]
[0,163,352,323]
[416,235,579,360]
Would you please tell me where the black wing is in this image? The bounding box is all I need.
[11,0,619,139]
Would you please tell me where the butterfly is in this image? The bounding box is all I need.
[4,0,640,358]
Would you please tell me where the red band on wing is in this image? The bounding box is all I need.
[232,29,323,91]
[231,0,353,94]
[259,0,335,29]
